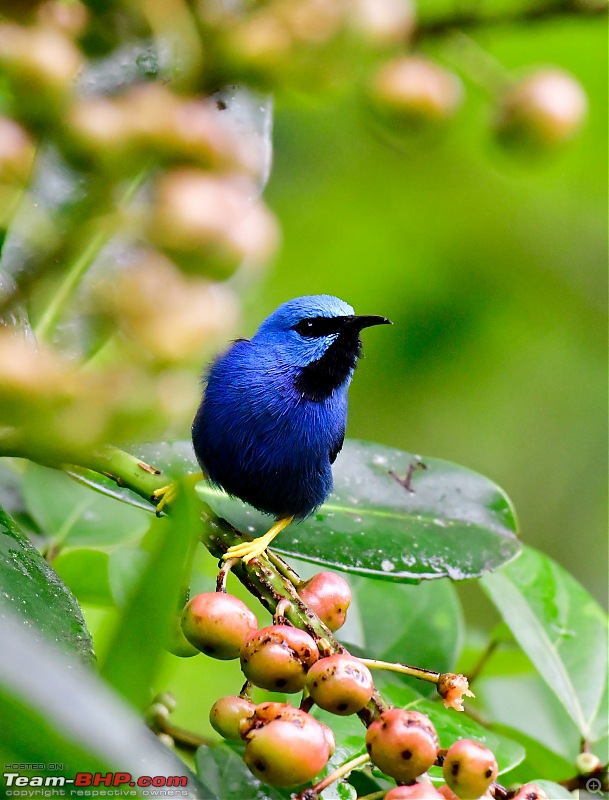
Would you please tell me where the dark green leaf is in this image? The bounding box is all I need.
[0,505,94,663]
[73,439,519,584]
[197,439,520,582]
[481,546,608,741]
[347,576,463,695]
[22,463,149,547]
[196,744,288,800]
[72,439,520,581]
[53,549,113,607]
[0,608,215,798]
[100,487,201,709]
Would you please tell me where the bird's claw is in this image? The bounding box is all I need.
[223,531,276,564]
[153,482,178,515]
[152,472,205,515]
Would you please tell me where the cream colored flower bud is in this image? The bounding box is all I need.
[350,0,415,46]
[496,68,587,148]
[371,56,463,123]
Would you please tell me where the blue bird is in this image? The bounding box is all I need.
[191,295,391,563]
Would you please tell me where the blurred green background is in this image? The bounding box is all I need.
[242,18,607,610]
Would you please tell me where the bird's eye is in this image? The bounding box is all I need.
[294,317,342,338]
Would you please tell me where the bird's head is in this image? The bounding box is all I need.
[252,295,391,400]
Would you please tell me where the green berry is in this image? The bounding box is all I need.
[209,695,256,741]
[366,708,439,783]
[298,571,352,631]
[242,703,333,787]
[306,654,373,715]
[442,739,498,800]
[240,624,318,693]
[181,592,257,659]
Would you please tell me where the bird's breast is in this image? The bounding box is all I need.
[192,348,347,518]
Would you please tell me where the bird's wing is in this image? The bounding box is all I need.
[329,427,345,464]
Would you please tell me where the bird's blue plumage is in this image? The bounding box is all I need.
[192,295,390,520]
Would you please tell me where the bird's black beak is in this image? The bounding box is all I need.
[342,315,392,331]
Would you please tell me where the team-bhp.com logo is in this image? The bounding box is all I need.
[3,771,188,797]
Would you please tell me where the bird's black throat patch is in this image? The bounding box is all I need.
[294,331,362,401]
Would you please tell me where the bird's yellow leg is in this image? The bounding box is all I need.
[153,472,204,514]
[223,516,295,564]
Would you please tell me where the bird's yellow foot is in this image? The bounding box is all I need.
[223,516,294,564]
[152,472,204,515]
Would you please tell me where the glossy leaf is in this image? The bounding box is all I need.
[346,576,463,695]
[197,439,520,581]
[481,546,608,740]
[73,440,519,582]
[196,744,288,800]
[0,608,215,798]
[22,463,149,548]
[0,505,94,664]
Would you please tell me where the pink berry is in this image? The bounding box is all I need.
[366,708,439,783]
[209,695,255,741]
[306,654,373,715]
[386,782,445,798]
[442,739,498,800]
[242,703,333,787]
[512,784,549,800]
[298,571,352,631]
[180,592,257,659]
[240,624,319,693]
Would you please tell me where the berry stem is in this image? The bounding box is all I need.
[216,558,238,592]
[359,657,440,684]
[295,752,370,799]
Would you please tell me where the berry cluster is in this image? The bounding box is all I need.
[178,569,545,798]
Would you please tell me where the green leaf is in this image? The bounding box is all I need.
[0,504,94,663]
[481,546,608,740]
[533,781,574,799]
[347,576,464,695]
[73,440,520,581]
[492,724,573,784]
[22,463,149,548]
[381,683,526,775]
[197,439,521,582]
[475,673,581,762]
[100,486,201,709]
[53,549,113,607]
[0,607,215,798]
[196,744,288,800]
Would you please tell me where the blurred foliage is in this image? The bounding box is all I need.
[0,0,606,796]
